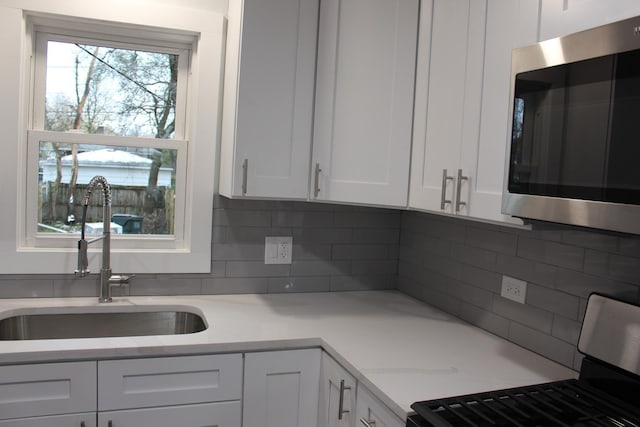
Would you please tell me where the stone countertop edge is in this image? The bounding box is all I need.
[0,290,578,420]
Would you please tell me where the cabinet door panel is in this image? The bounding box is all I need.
[409,0,471,213]
[98,354,242,411]
[318,353,356,427]
[98,401,241,427]
[0,413,96,427]
[465,0,538,223]
[0,361,96,420]
[313,0,418,207]
[243,349,321,427]
[220,0,317,199]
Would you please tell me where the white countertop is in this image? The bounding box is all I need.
[0,291,577,419]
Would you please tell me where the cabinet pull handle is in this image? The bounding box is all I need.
[314,163,322,198]
[108,421,113,427]
[440,169,454,210]
[80,422,85,427]
[242,158,249,195]
[455,169,468,213]
[338,379,351,420]
[360,417,376,427]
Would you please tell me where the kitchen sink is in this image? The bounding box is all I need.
[0,309,207,340]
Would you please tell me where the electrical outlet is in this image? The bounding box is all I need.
[265,236,292,264]
[501,275,527,304]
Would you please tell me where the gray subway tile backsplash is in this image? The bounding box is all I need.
[398,210,640,369]
[0,279,54,298]
[508,322,576,368]
[202,277,268,294]
[465,227,518,255]
[267,276,331,293]
[517,237,585,270]
[492,296,554,334]
[525,283,580,320]
[0,196,398,301]
[551,315,582,345]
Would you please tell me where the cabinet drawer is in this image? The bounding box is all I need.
[98,401,241,427]
[0,361,97,420]
[0,412,96,427]
[98,353,242,411]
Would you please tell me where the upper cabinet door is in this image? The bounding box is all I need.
[220,0,318,199]
[463,0,539,223]
[410,0,538,224]
[312,0,419,207]
[409,0,480,214]
[540,0,640,40]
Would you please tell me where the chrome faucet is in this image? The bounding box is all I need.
[75,175,133,302]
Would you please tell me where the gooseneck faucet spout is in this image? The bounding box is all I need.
[75,175,133,303]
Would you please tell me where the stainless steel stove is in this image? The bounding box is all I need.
[407,294,640,427]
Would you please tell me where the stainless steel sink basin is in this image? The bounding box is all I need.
[0,310,207,340]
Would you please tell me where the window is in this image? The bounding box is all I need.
[0,8,224,274]
[31,32,188,241]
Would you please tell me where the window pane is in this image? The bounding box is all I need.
[38,142,177,235]
[45,41,178,138]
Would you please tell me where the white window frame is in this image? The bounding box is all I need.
[0,5,224,274]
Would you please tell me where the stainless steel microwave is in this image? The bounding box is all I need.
[502,15,640,235]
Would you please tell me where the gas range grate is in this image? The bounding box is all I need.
[410,379,640,427]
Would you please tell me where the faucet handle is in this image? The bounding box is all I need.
[109,274,135,287]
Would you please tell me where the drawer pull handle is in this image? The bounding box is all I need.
[80,422,85,427]
[360,417,376,427]
[108,421,113,427]
[338,379,351,420]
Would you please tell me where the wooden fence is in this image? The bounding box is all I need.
[39,182,174,234]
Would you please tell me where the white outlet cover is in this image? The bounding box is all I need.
[501,275,527,304]
[265,236,292,265]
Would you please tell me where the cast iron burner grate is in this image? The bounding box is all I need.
[410,379,640,427]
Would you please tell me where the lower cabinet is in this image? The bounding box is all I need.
[319,353,404,427]
[356,386,404,427]
[0,413,96,427]
[318,352,357,427]
[0,361,97,425]
[243,348,321,427]
[0,349,404,427]
[97,402,241,427]
[98,354,243,427]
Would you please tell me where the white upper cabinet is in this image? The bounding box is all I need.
[540,0,640,40]
[465,0,540,223]
[409,0,486,215]
[220,0,318,199]
[410,0,538,224]
[311,0,419,207]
